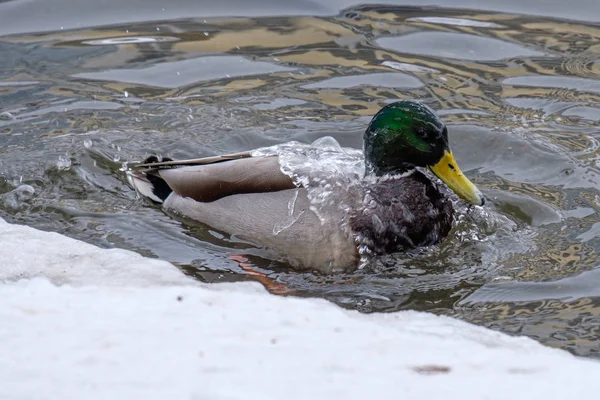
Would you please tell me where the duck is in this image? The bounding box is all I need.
[128,100,484,273]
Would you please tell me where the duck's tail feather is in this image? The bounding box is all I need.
[128,156,174,204]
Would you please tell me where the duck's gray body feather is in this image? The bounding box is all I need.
[165,188,357,272]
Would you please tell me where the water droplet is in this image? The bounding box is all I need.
[0,111,14,120]
[16,185,34,197]
[273,190,305,235]
[0,184,35,210]
[56,155,71,171]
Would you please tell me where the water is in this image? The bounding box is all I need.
[253,137,364,225]
[2,1,600,358]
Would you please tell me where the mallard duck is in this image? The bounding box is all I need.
[128,100,484,273]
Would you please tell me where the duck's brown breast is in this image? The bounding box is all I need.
[349,171,453,254]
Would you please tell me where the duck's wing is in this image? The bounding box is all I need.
[130,153,297,203]
[133,151,253,168]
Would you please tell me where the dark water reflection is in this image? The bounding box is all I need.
[1,3,600,358]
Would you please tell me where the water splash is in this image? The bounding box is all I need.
[253,136,365,226]
[272,189,306,235]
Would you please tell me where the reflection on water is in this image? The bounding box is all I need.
[301,72,423,89]
[1,4,600,359]
[377,31,545,60]
[75,56,296,88]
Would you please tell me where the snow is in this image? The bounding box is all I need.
[0,218,191,286]
[0,218,598,399]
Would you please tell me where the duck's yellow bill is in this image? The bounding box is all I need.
[428,150,485,206]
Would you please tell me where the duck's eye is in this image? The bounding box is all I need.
[448,164,455,171]
[416,126,428,138]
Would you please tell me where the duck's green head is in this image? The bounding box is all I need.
[364,100,484,206]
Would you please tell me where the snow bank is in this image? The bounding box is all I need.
[0,218,191,286]
[0,218,598,399]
